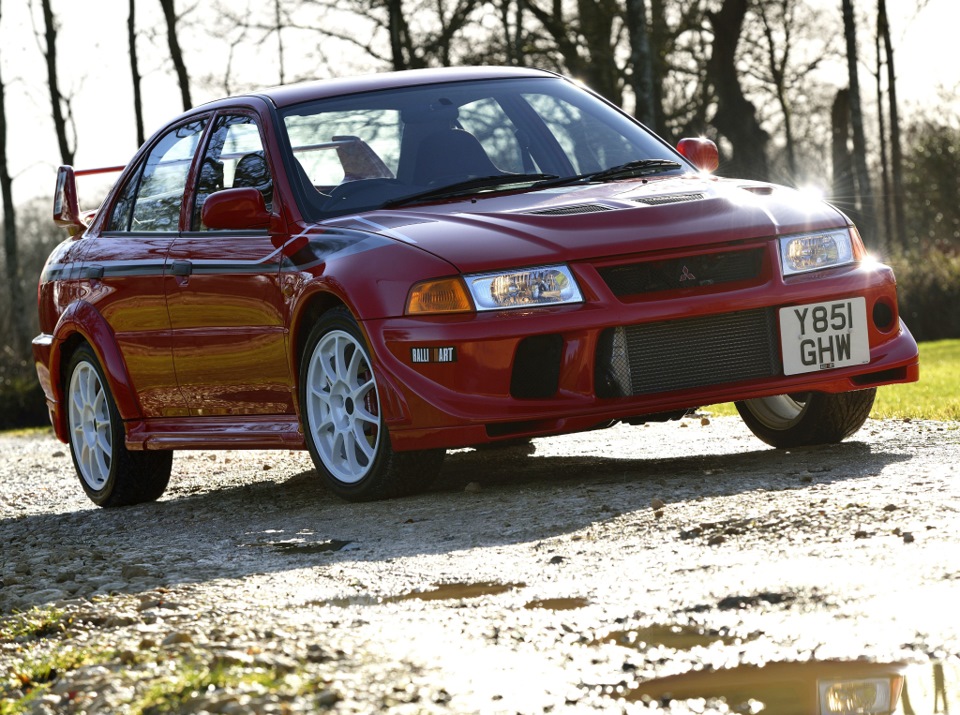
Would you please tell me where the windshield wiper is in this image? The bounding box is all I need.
[383,173,558,208]
[534,159,683,189]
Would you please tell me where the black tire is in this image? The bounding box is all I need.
[299,307,445,501]
[65,344,172,507]
[735,388,876,449]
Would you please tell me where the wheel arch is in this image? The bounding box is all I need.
[50,302,144,437]
[289,284,410,426]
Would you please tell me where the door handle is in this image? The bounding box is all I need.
[82,265,104,280]
[171,260,192,277]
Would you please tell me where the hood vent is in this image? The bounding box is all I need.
[528,203,614,216]
[632,192,705,206]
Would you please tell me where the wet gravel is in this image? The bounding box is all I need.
[1,414,959,713]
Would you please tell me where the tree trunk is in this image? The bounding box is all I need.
[874,15,891,251]
[841,0,876,244]
[128,0,145,147]
[831,89,854,206]
[705,0,769,180]
[0,2,29,353]
[274,0,285,84]
[158,0,192,111]
[879,0,906,252]
[625,0,656,127]
[39,0,74,166]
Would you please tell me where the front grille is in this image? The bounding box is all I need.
[598,248,764,297]
[595,308,780,398]
[528,203,613,216]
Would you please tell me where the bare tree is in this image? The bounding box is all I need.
[625,0,656,127]
[36,0,75,166]
[524,0,626,106]
[841,0,876,244]
[705,0,769,179]
[129,0,145,146]
[878,0,906,252]
[159,0,192,111]
[0,1,30,352]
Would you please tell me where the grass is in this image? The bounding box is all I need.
[0,607,69,641]
[706,339,960,421]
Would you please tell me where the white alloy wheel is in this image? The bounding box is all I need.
[304,328,381,484]
[68,360,114,490]
[740,393,809,430]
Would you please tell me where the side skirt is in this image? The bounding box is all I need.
[125,416,305,451]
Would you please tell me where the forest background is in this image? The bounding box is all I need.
[0,0,957,429]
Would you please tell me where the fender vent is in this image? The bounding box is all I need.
[528,203,613,216]
[632,192,704,206]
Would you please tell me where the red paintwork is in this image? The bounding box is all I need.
[677,137,720,172]
[202,188,270,230]
[34,67,919,454]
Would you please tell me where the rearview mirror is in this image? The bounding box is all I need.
[201,188,271,230]
[677,138,719,173]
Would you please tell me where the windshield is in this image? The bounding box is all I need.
[279,76,688,220]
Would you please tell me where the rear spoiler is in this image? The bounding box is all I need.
[54,164,125,235]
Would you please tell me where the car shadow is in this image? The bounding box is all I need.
[0,435,912,612]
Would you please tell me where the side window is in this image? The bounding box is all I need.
[113,119,208,232]
[193,114,273,230]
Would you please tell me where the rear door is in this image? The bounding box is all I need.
[85,118,209,417]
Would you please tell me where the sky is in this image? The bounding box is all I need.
[1,0,956,209]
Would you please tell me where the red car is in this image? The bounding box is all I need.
[35,67,919,506]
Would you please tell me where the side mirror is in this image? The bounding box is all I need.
[677,138,719,173]
[201,187,271,230]
[53,166,84,235]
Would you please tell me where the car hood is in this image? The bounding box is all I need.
[319,175,850,273]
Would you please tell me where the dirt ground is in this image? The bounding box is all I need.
[1,414,958,713]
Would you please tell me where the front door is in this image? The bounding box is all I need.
[165,112,294,416]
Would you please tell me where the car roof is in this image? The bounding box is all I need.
[217,66,559,110]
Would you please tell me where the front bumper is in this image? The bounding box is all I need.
[367,256,918,452]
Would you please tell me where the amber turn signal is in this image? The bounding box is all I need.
[406,277,474,315]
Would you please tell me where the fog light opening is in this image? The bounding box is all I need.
[872,299,895,333]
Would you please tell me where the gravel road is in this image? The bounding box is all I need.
[2,414,959,713]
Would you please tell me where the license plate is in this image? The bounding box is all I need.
[778,298,870,375]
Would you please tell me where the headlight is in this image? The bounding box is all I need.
[818,678,892,714]
[466,264,584,311]
[779,229,855,276]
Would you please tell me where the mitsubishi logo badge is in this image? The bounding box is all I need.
[680,265,696,282]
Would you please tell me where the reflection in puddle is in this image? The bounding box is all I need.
[598,660,958,714]
[383,582,525,603]
[270,539,351,554]
[594,623,744,650]
[524,597,590,611]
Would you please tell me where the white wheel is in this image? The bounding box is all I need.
[64,344,173,507]
[304,328,381,484]
[68,360,114,491]
[299,308,445,501]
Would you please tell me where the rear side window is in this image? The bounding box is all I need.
[108,119,207,232]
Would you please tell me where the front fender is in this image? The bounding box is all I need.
[47,301,144,431]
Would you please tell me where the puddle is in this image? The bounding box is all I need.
[243,539,351,554]
[596,660,959,714]
[593,623,743,651]
[523,597,590,611]
[383,582,525,603]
